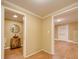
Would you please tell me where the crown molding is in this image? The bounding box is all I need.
[43,2,78,19]
[2,1,77,19]
[2,1,43,19]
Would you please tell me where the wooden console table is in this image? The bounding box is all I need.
[10,35,21,49]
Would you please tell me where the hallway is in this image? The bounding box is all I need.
[2,0,78,59]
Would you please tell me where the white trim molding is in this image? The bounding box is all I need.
[42,49,55,55]
[2,1,77,19]
[51,17,55,55]
[5,47,10,49]
[43,2,78,19]
[1,6,5,59]
[25,50,42,58]
[55,39,78,44]
[3,1,43,19]
[2,5,28,58]
[4,45,23,49]
[25,49,54,58]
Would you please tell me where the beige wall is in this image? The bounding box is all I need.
[42,16,54,54]
[25,14,42,56]
[69,22,78,42]
[5,15,42,56]
[4,19,23,48]
[4,5,54,56]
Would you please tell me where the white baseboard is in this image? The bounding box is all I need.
[25,49,54,58]
[42,49,55,55]
[5,47,10,49]
[25,50,42,58]
[55,39,78,44]
[5,47,54,58]
[5,45,23,49]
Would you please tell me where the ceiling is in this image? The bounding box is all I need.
[5,8,78,24]
[3,0,77,17]
[54,8,78,25]
[5,9,24,22]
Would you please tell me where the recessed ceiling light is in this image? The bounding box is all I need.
[13,15,18,18]
[56,19,62,22]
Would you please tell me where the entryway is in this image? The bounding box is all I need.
[3,7,26,59]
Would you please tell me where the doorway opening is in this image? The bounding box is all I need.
[53,8,78,59]
[4,8,24,58]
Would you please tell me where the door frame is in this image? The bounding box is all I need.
[1,5,28,58]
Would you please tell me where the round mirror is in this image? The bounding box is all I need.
[10,24,20,33]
